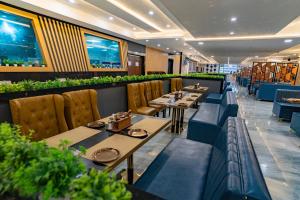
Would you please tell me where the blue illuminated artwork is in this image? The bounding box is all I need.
[84,33,121,68]
[0,10,44,67]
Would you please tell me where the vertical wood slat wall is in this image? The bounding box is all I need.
[39,16,89,72]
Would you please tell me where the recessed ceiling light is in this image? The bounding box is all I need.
[166,24,171,28]
[255,56,259,58]
[230,17,237,22]
[189,47,193,50]
[284,39,293,43]
[173,50,176,53]
[68,0,75,3]
[157,44,161,47]
[132,27,137,30]
[148,10,154,15]
[166,47,169,50]
[183,43,187,46]
[230,31,235,35]
[198,42,204,45]
[145,40,149,42]
[175,38,179,41]
[211,56,214,58]
[108,16,114,20]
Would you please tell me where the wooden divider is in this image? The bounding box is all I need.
[39,16,89,72]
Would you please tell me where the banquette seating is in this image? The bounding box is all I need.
[171,78,183,92]
[135,117,272,200]
[127,83,157,116]
[187,91,238,144]
[291,112,300,136]
[62,89,101,129]
[144,81,166,117]
[205,85,232,104]
[9,94,68,140]
[256,83,300,101]
[272,89,300,121]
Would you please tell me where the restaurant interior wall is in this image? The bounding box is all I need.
[145,47,169,74]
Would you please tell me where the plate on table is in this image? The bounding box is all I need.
[92,148,120,163]
[128,129,148,138]
[87,121,105,129]
[191,94,198,97]
[186,98,194,101]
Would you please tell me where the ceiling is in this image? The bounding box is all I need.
[7,0,300,64]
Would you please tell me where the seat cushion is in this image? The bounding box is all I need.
[137,107,156,116]
[207,93,222,100]
[192,103,220,125]
[149,104,166,112]
[135,138,213,200]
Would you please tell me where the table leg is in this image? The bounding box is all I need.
[127,155,134,184]
[180,108,184,131]
[175,108,180,133]
[171,108,176,132]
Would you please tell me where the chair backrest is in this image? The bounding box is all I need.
[158,80,164,96]
[144,82,153,103]
[10,94,68,140]
[203,117,271,200]
[62,89,100,129]
[171,78,177,92]
[139,83,148,107]
[218,91,238,126]
[151,80,161,99]
[176,78,183,91]
[128,83,142,113]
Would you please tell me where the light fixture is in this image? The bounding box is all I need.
[230,31,235,35]
[132,27,137,30]
[166,24,171,28]
[145,39,149,42]
[284,39,293,43]
[189,47,193,50]
[198,42,204,45]
[166,47,169,50]
[173,50,176,53]
[68,0,75,3]
[255,56,259,58]
[175,38,179,41]
[230,17,237,22]
[211,56,214,58]
[183,43,187,46]
[108,16,114,20]
[148,10,154,15]
[157,44,161,47]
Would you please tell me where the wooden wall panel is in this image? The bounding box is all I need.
[145,47,168,73]
[39,16,89,72]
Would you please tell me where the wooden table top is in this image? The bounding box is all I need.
[44,115,170,171]
[149,92,202,108]
[183,85,209,93]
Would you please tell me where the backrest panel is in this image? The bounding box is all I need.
[63,89,100,129]
[9,94,68,140]
[127,83,142,113]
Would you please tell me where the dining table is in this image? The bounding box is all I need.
[183,85,209,93]
[149,91,202,133]
[44,114,170,184]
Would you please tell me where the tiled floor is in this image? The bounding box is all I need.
[115,82,300,200]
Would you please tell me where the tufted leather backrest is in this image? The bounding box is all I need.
[139,83,148,107]
[176,78,183,91]
[218,91,238,126]
[62,89,100,129]
[203,117,272,200]
[144,82,153,102]
[128,83,142,113]
[158,80,164,96]
[171,78,177,92]
[10,94,68,141]
[151,81,161,99]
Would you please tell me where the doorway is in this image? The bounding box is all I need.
[127,54,145,75]
[168,59,174,74]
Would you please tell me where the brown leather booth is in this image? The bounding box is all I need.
[9,94,68,140]
[171,78,183,92]
[127,83,156,116]
[144,81,166,116]
[62,89,101,129]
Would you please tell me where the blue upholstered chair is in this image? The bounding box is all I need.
[291,112,300,136]
[272,89,300,121]
[187,91,238,144]
[134,117,272,200]
[256,83,300,101]
[205,86,232,104]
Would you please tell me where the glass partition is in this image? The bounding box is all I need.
[84,33,121,69]
[0,10,45,67]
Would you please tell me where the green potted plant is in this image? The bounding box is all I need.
[41,61,46,67]
[2,59,9,66]
[27,61,33,67]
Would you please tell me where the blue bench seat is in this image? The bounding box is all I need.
[188,91,238,144]
[135,118,271,200]
[206,86,232,104]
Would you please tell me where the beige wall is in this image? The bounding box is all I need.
[171,54,181,74]
[145,47,168,73]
